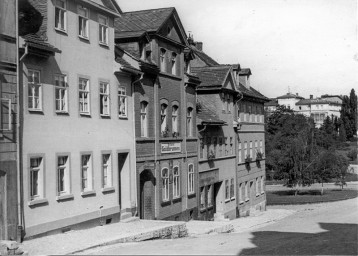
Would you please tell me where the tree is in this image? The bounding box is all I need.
[333,155,349,190]
[340,89,357,140]
[314,151,338,195]
[347,148,358,161]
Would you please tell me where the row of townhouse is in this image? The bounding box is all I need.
[265,92,342,127]
[0,0,269,240]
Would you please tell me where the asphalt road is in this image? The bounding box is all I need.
[84,198,358,255]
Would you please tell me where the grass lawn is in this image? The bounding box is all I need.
[266,188,358,205]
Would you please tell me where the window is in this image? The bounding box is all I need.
[161,104,168,136]
[187,107,193,137]
[244,141,248,159]
[260,140,263,154]
[188,164,194,194]
[160,48,166,72]
[222,93,226,112]
[79,77,90,114]
[173,166,180,198]
[200,187,205,209]
[230,137,233,155]
[256,177,259,195]
[172,105,178,135]
[225,180,230,200]
[239,183,243,203]
[230,178,235,199]
[245,181,248,201]
[162,168,169,201]
[238,142,242,163]
[171,52,177,75]
[227,95,231,113]
[30,157,43,200]
[261,176,265,194]
[0,98,11,131]
[118,86,127,117]
[248,105,252,122]
[140,101,148,137]
[55,0,66,31]
[207,184,213,207]
[224,137,228,156]
[28,70,42,111]
[78,6,89,38]
[102,154,112,188]
[98,15,108,45]
[100,82,110,116]
[55,74,68,113]
[57,156,70,195]
[81,154,92,192]
[249,141,253,159]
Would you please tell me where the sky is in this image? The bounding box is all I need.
[116,0,357,99]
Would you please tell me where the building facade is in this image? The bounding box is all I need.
[18,0,138,238]
[0,0,18,241]
[115,8,200,221]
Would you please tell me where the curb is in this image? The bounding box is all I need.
[188,223,234,236]
[67,223,187,255]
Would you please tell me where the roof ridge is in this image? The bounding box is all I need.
[122,7,174,15]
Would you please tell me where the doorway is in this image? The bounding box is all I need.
[117,153,128,211]
[139,169,155,220]
[0,170,7,240]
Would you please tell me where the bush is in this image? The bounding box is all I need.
[347,148,358,161]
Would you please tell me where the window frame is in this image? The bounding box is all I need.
[161,168,169,201]
[172,104,179,134]
[160,103,168,136]
[98,14,109,45]
[230,178,235,199]
[80,153,93,193]
[207,184,213,207]
[188,163,195,194]
[78,5,89,39]
[225,180,230,201]
[28,69,42,111]
[99,81,110,117]
[171,52,177,75]
[102,152,113,189]
[29,156,45,201]
[140,101,148,137]
[56,154,71,198]
[118,86,127,118]
[173,165,180,199]
[160,48,166,73]
[55,0,67,32]
[78,77,91,115]
[187,107,193,137]
[54,73,69,113]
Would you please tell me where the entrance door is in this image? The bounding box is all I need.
[117,153,128,211]
[139,170,155,220]
[0,171,7,240]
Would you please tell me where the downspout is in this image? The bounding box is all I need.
[154,76,158,219]
[131,73,144,218]
[184,84,188,160]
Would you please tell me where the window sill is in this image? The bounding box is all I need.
[99,42,109,48]
[172,197,181,203]
[245,198,250,202]
[231,197,236,201]
[239,200,245,205]
[78,35,90,42]
[28,198,48,206]
[207,205,214,210]
[56,111,69,115]
[100,114,111,118]
[188,193,196,199]
[199,208,206,213]
[161,200,171,207]
[159,137,183,141]
[56,194,74,201]
[80,112,91,117]
[256,193,260,197]
[28,109,43,113]
[136,137,155,142]
[261,191,265,195]
[118,116,128,120]
[81,190,96,197]
[55,27,68,35]
[225,198,230,203]
[102,187,115,193]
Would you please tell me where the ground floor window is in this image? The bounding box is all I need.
[162,168,169,201]
[173,166,180,198]
[57,155,70,195]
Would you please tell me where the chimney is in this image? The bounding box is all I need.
[195,42,203,51]
[310,95,313,99]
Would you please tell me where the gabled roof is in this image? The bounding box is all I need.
[277,92,304,99]
[115,30,150,42]
[82,0,122,16]
[265,99,279,106]
[190,44,220,67]
[239,68,252,76]
[191,66,232,88]
[197,96,226,125]
[238,82,269,101]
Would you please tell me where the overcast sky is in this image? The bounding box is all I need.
[116,0,357,99]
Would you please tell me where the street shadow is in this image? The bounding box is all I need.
[239,222,358,255]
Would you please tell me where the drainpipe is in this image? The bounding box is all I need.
[184,84,188,160]
[154,77,158,219]
[131,73,144,218]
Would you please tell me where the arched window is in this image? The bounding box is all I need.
[161,168,169,201]
[187,107,193,137]
[161,103,168,137]
[172,105,179,136]
[188,164,194,194]
[173,166,180,198]
[140,101,148,137]
[171,52,177,75]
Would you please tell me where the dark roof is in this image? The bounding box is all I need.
[238,82,269,101]
[191,66,231,88]
[22,34,61,53]
[197,96,226,125]
[296,98,341,106]
[115,30,149,40]
[265,99,279,106]
[277,92,304,99]
[114,7,175,33]
[190,44,220,67]
[115,56,133,68]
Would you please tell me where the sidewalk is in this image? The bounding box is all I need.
[21,209,295,255]
[21,219,187,255]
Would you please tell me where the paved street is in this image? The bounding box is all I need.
[83,198,358,255]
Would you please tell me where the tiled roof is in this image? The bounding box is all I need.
[191,66,231,88]
[277,93,304,99]
[115,30,148,40]
[22,34,61,53]
[114,7,174,33]
[265,99,279,106]
[197,96,226,125]
[237,82,269,101]
[296,98,341,105]
[190,45,220,67]
[115,56,133,68]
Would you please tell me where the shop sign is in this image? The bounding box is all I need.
[161,142,181,154]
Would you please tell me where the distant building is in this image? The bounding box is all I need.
[18,0,138,238]
[264,99,279,115]
[276,92,304,110]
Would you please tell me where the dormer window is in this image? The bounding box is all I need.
[171,52,177,75]
[160,48,166,72]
